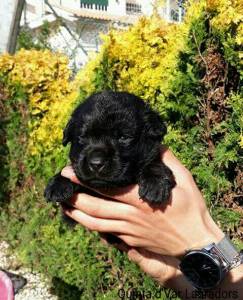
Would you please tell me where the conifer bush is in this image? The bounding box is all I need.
[0,0,242,299]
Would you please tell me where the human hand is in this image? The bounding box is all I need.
[116,243,243,298]
[100,238,181,286]
[61,148,224,257]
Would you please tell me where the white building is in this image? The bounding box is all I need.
[21,0,183,69]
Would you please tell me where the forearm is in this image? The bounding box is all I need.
[164,262,243,300]
[162,215,243,300]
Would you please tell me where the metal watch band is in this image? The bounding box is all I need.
[179,235,243,290]
[216,235,243,269]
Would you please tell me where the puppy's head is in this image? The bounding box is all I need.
[63,91,166,188]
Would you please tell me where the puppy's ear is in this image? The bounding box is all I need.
[62,118,74,146]
[143,107,167,140]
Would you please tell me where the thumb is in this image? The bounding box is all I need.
[61,166,81,184]
[127,249,174,284]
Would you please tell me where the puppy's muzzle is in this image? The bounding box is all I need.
[87,149,106,173]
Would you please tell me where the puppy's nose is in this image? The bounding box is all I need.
[88,153,105,172]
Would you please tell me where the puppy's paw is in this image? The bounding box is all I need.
[44,174,74,203]
[138,162,175,204]
[139,177,174,204]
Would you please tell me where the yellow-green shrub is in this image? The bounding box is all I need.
[99,0,206,111]
[0,49,82,160]
[0,49,71,113]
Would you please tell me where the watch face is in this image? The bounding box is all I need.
[180,250,222,289]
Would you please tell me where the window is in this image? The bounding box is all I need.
[126,2,142,15]
[170,9,179,22]
[80,0,108,11]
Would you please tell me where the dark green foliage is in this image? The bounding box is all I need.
[92,51,117,92]
[50,277,83,300]
[0,78,9,205]
[164,10,242,212]
[17,21,52,50]
[0,77,30,209]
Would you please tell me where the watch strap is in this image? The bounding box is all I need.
[216,235,243,269]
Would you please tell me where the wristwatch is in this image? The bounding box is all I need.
[179,235,243,290]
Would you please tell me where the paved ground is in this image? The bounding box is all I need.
[0,241,57,300]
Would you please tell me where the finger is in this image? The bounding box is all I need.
[97,184,143,207]
[160,147,194,188]
[61,166,81,185]
[62,165,145,208]
[70,193,139,220]
[98,185,166,212]
[62,205,130,233]
[61,166,141,206]
[100,233,130,252]
[127,248,172,282]
[114,242,130,253]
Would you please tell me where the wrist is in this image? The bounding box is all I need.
[199,265,243,299]
[223,264,243,286]
[164,266,243,300]
[182,211,224,254]
[179,231,243,293]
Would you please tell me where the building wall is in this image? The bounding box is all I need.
[50,0,127,16]
[24,0,45,20]
[24,0,181,25]
[20,0,182,69]
[107,0,126,16]
[0,0,17,53]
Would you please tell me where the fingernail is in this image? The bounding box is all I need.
[128,249,139,261]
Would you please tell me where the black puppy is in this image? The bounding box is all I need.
[44,91,175,205]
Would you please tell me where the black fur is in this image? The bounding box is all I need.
[44,91,175,205]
